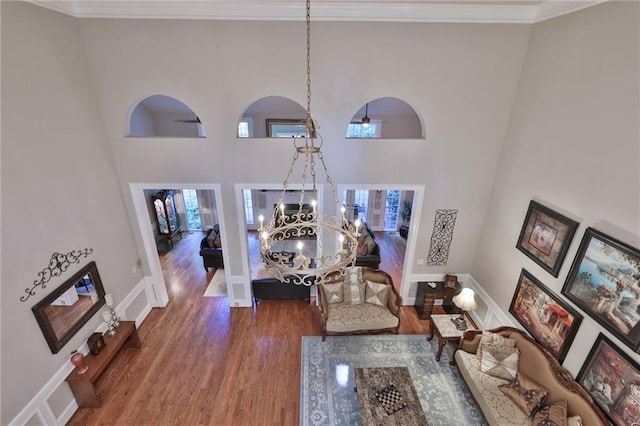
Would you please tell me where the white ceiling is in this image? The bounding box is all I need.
[26,0,608,23]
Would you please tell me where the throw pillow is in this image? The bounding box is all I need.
[478,342,520,381]
[365,280,389,306]
[322,282,343,304]
[363,234,376,255]
[479,331,517,348]
[498,372,549,416]
[213,235,222,248]
[567,415,583,426]
[343,281,365,305]
[356,243,368,256]
[531,400,568,426]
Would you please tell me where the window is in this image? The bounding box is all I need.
[238,118,253,138]
[346,120,381,138]
[266,119,307,138]
[243,189,254,225]
[384,190,400,231]
[182,189,202,231]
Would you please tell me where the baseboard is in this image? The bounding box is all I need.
[403,273,512,330]
[10,277,153,426]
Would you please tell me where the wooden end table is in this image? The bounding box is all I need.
[427,314,477,365]
[65,321,141,407]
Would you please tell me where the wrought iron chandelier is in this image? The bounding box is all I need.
[257,0,360,286]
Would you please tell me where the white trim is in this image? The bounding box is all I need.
[128,183,228,306]
[23,0,606,23]
[402,273,514,330]
[337,184,424,303]
[234,183,324,304]
[9,278,152,426]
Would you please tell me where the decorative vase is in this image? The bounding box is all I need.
[70,350,89,374]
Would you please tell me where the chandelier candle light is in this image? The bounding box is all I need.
[257,0,360,286]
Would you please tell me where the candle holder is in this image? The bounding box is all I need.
[102,310,117,337]
[109,305,121,329]
[104,294,121,328]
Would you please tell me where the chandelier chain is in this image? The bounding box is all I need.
[306,0,312,124]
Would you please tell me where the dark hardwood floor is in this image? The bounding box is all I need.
[67,231,426,425]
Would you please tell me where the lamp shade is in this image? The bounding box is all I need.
[452,288,477,312]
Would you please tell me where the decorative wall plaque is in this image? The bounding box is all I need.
[21,248,93,302]
[426,209,458,266]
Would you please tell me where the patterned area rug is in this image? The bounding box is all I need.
[203,269,227,297]
[300,335,485,426]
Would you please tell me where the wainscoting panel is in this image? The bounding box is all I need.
[11,278,152,426]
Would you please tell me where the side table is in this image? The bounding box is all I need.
[414,281,462,320]
[427,314,477,365]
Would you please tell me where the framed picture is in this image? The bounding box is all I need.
[266,119,308,138]
[516,200,579,277]
[562,227,640,351]
[577,333,640,425]
[509,269,582,363]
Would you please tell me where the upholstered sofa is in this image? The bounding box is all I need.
[199,225,224,271]
[317,267,401,341]
[251,276,312,304]
[454,326,608,425]
[353,222,381,269]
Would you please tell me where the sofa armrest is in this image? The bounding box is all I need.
[317,284,329,319]
[459,329,483,354]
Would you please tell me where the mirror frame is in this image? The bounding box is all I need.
[32,261,106,354]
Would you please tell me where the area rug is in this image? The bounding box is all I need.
[300,335,485,426]
[203,269,227,297]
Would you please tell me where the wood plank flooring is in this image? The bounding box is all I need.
[67,231,426,425]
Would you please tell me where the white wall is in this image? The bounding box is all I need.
[76,18,532,285]
[471,1,640,376]
[1,2,149,423]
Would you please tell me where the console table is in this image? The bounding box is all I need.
[414,281,462,320]
[66,321,141,407]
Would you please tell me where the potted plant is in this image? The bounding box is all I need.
[399,200,412,238]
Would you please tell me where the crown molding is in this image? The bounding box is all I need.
[24,0,608,23]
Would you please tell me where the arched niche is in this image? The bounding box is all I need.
[238,96,307,138]
[347,97,424,139]
[128,95,206,138]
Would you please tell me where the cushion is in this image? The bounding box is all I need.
[479,331,517,348]
[498,372,549,416]
[325,303,398,333]
[567,415,583,426]
[343,281,365,305]
[362,234,376,255]
[531,400,568,426]
[365,280,388,306]
[356,243,368,256]
[455,350,529,426]
[213,235,222,248]
[322,282,343,304]
[478,342,519,380]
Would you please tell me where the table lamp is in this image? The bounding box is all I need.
[451,288,477,330]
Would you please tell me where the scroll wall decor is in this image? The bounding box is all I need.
[426,209,458,266]
[20,248,93,302]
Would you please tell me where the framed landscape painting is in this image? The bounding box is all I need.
[509,269,582,363]
[516,200,579,277]
[562,227,640,351]
[577,334,640,425]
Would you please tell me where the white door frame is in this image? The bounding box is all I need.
[129,183,225,307]
[337,184,424,302]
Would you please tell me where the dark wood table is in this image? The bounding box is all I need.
[414,281,462,319]
[354,367,428,425]
[66,321,141,407]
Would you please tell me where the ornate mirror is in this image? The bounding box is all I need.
[32,261,106,354]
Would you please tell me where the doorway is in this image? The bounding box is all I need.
[339,184,423,299]
[129,183,226,307]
